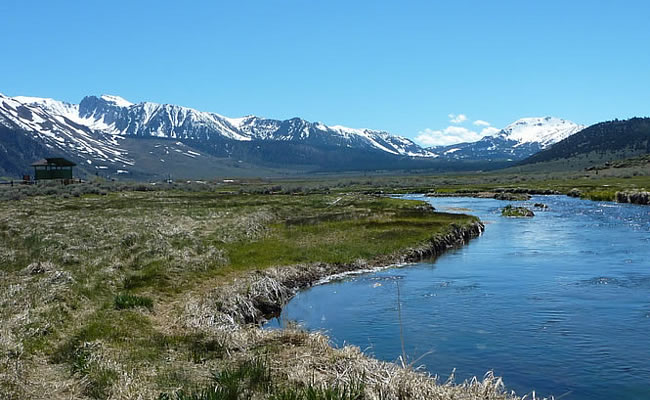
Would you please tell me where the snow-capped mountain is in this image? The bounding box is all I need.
[0,92,437,177]
[73,94,433,157]
[0,94,132,166]
[430,117,585,161]
[498,117,584,147]
[0,91,585,178]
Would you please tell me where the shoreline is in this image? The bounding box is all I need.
[177,218,522,399]
[197,220,485,327]
[423,189,650,206]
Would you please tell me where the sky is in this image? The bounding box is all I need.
[1,0,650,146]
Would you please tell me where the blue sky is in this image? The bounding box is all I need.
[1,0,649,145]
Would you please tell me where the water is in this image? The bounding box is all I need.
[266,195,650,399]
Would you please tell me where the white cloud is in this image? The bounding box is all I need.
[479,126,500,137]
[448,113,467,124]
[416,126,484,147]
[416,114,503,147]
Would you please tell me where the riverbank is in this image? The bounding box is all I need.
[173,221,496,400]
[0,190,531,400]
[425,186,650,205]
[187,219,484,327]
[274,194,650,400]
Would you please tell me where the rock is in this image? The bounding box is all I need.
[494,192,531,201]
[501,205,534,217]
[567,188,582,198]
[533,203,548,209]
[616,190,650,205]
[415,203,436,212]
[23,261,54,275]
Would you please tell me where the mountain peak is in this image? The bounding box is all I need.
[99,94,133,108]
[499,116,584,147]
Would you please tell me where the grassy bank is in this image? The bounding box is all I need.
[0,189,507,399]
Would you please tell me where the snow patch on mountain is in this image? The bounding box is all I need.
[100,94,133,108]
[499,117,584,148]
[12,96,80,120]
[428,116,585,161]
[0,94,133,167]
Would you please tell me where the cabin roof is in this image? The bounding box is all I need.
[31,158,76,167]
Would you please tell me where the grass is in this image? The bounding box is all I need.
[2,162,647,398]
[3,163,649,202]
[0,189,485,399]
[114,293,154,310]
[579,190,617,202]
[157,356,364,400]
[223,209,469,271]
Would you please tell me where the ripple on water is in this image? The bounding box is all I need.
[455,283,480,292]
[368,275,404,281]
[577,275,650,289]
[579,276,625,287]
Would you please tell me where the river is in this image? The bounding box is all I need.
[266,195,650,399]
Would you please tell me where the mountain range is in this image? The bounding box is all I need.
[0,92,586,179]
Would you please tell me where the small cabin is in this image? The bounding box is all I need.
[31,158,76,181]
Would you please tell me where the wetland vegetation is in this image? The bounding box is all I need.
[1,169,649,399]
[0,186,496,399]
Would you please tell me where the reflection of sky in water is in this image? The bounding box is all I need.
[267,196,650,400]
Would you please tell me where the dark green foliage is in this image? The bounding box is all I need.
[300,381,365,400]
[271,389,304,400]
[157,388,230,400]
[114,293,154,310]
